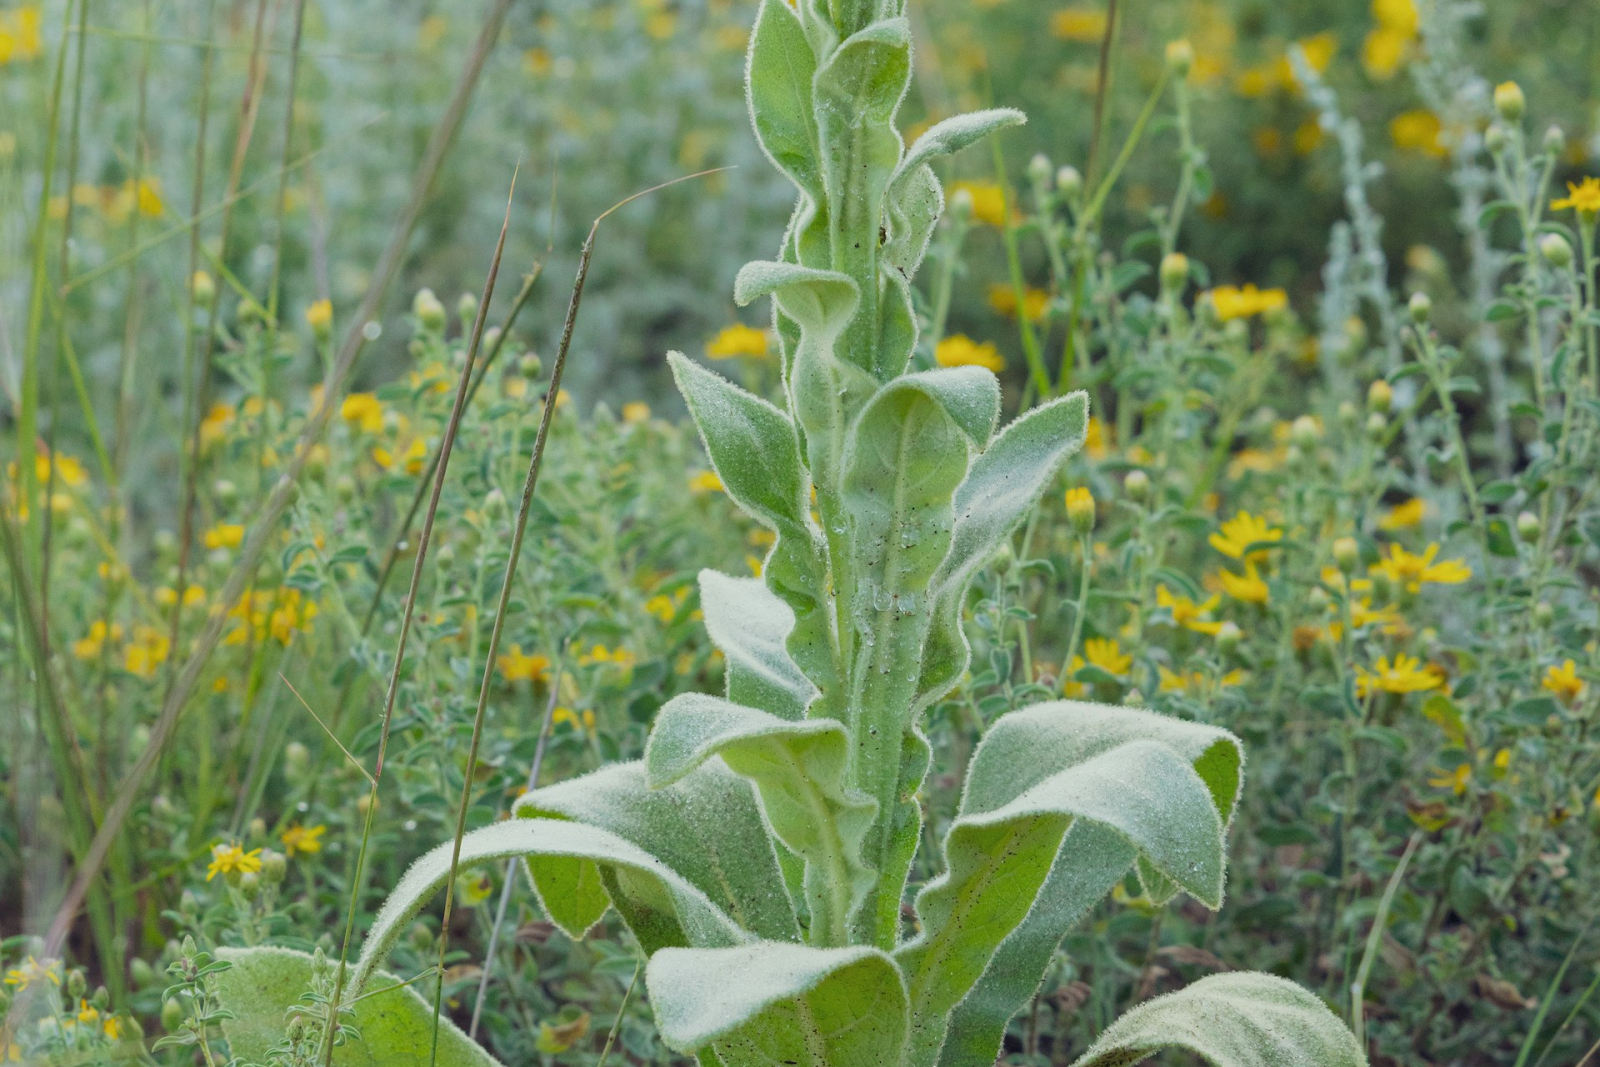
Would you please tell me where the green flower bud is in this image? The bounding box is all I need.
[1065,486,1096,536]
[1165,39,1195,76]
[1484,124,1508,154]
[1027,153,1053,189]
[1333,536,1360,574]
[1290,415,1320,449]
[191,271,216,305]
[1493,81,1525,123]
[1366,411,1388,441]
[1542,124,1565,156]
[1539,233,1573,268]
[1215,621,1243,654]
[1368,379,1393,413]
[1055,165,1082,198]
[520,353,544,379]
[948,186,974,220]
[414,288,447,332]
[1516,510,1541,543]
[457,291,479,326]
[1408,291,1432,324]
[1124,469,1150,502]
[1159,252,1189,293]
[260,849,288,885]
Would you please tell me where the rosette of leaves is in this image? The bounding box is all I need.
[217,2,1365,1065]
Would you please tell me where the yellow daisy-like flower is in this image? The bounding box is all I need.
[1542,660,1585,704]
[1063,638,1133,697]
[987,284,1050,321]
[1155,586,1224,636]
[72,619,124,661]
[340,392,385,434]
[1356,653,1445,697]
[947,181,1008,227]
[305,298,333,332]
[1209,511,1282,561]
[498,644,551,683]
[934,335,1005,373]
[203,522,245,550]
[280,823,326,858]
[705,323,770,360]
[1204,284,1288,321]
[689,470,724,494]
[1219,561,1270,605]
[1050,8,1107,43]
[578,644,636,670]
[1551,176,1600,216]
[1158,665,1246,696]
[205,842,263,882]
[1378,497,1426,530]
[622,402,651,424]
[123,625,171,679]
[1369,542,1470,592]
[1390,110,1446,158]
[4,956,62,991]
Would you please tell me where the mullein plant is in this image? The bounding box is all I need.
[215,2,1364,1065]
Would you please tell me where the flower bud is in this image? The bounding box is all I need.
[1290,415,1320,449]
[1539,233,1573,269]
[457,291,479,326]
[1215,621,1243,654]
[1493,81,1525,123]
[284,740,309,778]
[162,999,184,1033]
[1408,291,1432,324]
[335,474,357,502]
[1484,124,1508,154]
[1027,153,1053,189]
[1542,124,1565,156]
[67,969,86,1000]
[1165,39,1195,76]
[191,271,215,304]
[237,871,261,900]
[1368,378,1393,413]
[484,487,508,520]
[1055,165,1083,199]
[130,958,155,987]
[1533,601,1554,627]
[1337,400,1359,429]
[948,186,974,220]
[249,816,267,839]
[1366,411,1388,441]
[1159,252,1189,292]
[413,288,447,331]
[519,353,544,379]
[1516,510,1541,543]
[260,849,288,885]
[213,479,238,506]
[1065,486,1096,536]
[1332,536,1360,574]
[1124,469,1150,502]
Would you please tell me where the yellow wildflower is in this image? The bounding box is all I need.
[1369,542,1470,591]
[1158,665,1246,695]
[622,402,651,424]
[646,592,685,623]
[1390,110,1446,158]
[1219,561,1270,605]
[1551,176,1600,216]
[1542,660,1584,704]
[0,6,44,64]
[934,334,1005,373]
[155,585,207,608]
[203,522,245,550]
[280,823,326,857]
[690,470,724,494]
[199,401,235,450]
[1356,653,1445,697]
[947,181,1008,227]
[987,283,1050,321]
[552,707,597,731]
[1155,586,1224,636]
[1050,8,1107,42]
[205,842,263,882]
[579,644,636,670]
[72,619,124,660]
[1428,763,1471,796]
[499,644,552,683]
[124,626,171,679]
[1083,417,1109,460]
[340,392,385,434]
[1379,497,1426,530]
[4,956,62,991]
[1204,284,1288,321]
[1064,638,1133,697]
[305,298,333,332]
[705,324,770,360]
[1209,511,1282,561]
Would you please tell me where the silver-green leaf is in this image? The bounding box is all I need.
[1069,972,1367,1067]
[649,942,908,1067]
[698,568,817,719]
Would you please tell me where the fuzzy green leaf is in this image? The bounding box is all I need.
[698,568,817,719]
[746,0,822,201]
[215,946,502,1067]
[733,261,858,339]
[894,109,1026,184]
[899,726,1228,1067]
[645,693,876,945]
[883,163,943,280]
[516,760,798,945]
[1069,972,1365,1067]
[352,818,747,993]
[916,392,1089,713]
[932,702,1243,1067]
[648,942,908,1067]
